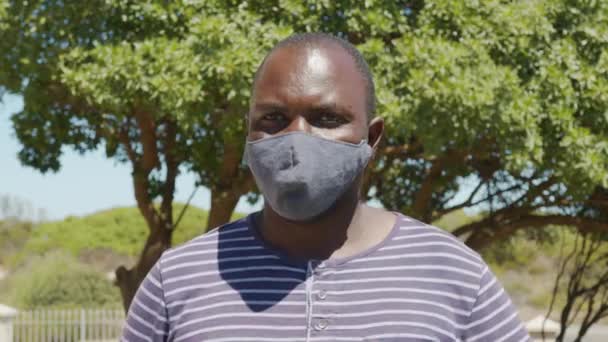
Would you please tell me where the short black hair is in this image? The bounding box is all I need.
[252,32,376,119]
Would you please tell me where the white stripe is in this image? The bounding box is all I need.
[163,245,264,263]
[165,277,304,299]
[174,300,305,320]
[467,311,518,341]
[132,296,167,323]
[318,298,469,316]
[323,264,479,278]
[478,269,497,296]
[381,240,481,262]
[128,310,167,335]
[466,300,511,329]
[139,284,164,306]
[472,287,505,313]
[163,254,280,272]
[123,320,151,342]
[324,287,475,303]
[174,236,255,249]
[353,251,481,268]
[174,324,305,342]
[329,321,457,340]
[168,288,304,310]
[164,265,305,287]
[175,312,304,331]
[318,276,478,290]
[169,290,305,319]
[146,273,162,290]
[392,232,449,240]
[334,309,465,328]
[496,323,526,342]
[206,338,306,342]
[398,224,428,230]
[311,333,439,342]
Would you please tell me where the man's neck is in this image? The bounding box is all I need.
[255,187,395,261]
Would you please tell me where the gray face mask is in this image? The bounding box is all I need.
[244,131,373,221]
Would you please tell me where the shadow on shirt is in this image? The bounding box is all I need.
[217,215,314,312]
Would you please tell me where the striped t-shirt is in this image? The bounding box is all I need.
[122,213,531,341]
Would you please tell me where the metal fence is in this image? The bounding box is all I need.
[12,308,124,342]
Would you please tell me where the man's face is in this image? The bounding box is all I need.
[248,43,369,144]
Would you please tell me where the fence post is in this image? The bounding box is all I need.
[0,304,18,342]
[80,308,86,342]
[526,315,560,342]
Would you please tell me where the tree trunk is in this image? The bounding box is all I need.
[206,187,241,232]
[115,221,172,312]
[113,116,178,313]
[204,139,256,232]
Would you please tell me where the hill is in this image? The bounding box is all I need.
[6,204,243,268]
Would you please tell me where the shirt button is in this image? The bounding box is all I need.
[315,319,329,331]
[317,290,327,300]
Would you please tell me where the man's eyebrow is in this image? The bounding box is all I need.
[252,102,287,112]
[310,103,355,119]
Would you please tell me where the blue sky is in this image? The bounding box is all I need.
[0,93,261,221]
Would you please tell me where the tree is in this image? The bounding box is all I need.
[546,231,608,342]
[361,0,608,251]
[0,0,285,310]
[2,0,608,310]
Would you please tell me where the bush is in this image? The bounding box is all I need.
[4,252,121,309]
[11,204,220,266]
[0,219,33,265]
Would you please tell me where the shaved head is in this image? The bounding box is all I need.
[252,33,376,119]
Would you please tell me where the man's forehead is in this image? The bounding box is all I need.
[253,43,365,101]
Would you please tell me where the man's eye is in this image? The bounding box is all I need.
[316,113,346,126]
[262,112,286,121]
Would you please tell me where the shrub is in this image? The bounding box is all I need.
[0,219,33,265]
[11,204,216,266]
[5,251,121,309]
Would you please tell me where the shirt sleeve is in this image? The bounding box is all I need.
[121,260,169,342]
[463,266,531,342]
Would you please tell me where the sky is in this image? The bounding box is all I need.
[0,93,261,221]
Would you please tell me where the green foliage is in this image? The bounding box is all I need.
[2,0,608,252]
[3,252,120,309]
[11,204,219,264]
[0,219,33,265]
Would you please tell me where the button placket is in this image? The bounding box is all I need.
[317,289,327,300]
[308,260,335,339]
[314,318,329,331]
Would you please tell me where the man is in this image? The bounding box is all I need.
[122,33,531,341]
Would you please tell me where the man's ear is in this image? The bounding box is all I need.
[367,116,384,152]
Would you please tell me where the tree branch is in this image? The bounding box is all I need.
[412,149,466,221]
[133,107,160,173]
[464,213,608,251]
[160,119,178,232]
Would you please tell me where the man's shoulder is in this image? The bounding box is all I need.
[390,213,486,270]
[159,216,255,269]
